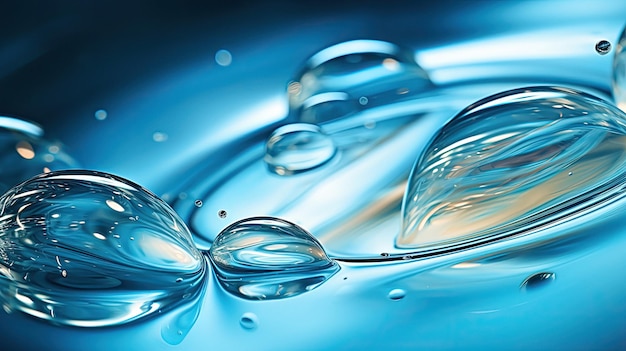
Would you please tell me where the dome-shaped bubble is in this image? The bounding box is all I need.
[208,217,339,300]
[0,116,79,193]
[288,39,433,123]
[264,123,337,175]
[399,86,626,250]
[613,25,626,112]
[0,170,206,326]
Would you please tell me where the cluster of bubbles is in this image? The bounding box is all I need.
[0,23,626,345]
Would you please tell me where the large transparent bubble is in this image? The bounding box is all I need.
[399,86,626,250]
[0,170,206,327]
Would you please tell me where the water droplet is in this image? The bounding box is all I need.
[288,39,432,123]
[595,39,611,55]
[387,288,406,300]
[217,209,227,218]
[94,109,107,121]
[613,26,626,112]
[568,171,573,176]
[194,199,203,207]
[208,217,339,300]
[400,86,626,250]
[215,49,232,67]
[0,170,206,326]
[264,123,336,175]
[0,116,79,194]
[239,312,258,330]
[521,272,555,291]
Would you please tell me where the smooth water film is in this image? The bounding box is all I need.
[208,217,339,300]
[0,170,206,327]
[400,86,626,250]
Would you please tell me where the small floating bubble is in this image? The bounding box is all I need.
[521,272,555,291]
[215,49,232,67]
[613,26,626,111]
[288,39,433,123]
[208,217,339,300]
[0,170,206,327]
[240,312,258,330]
[264,123,337,175]
[400,86,626,250]
[217,209,227,218]
[194,199,203,208]
[94,109,107,121]
[595,39,611,55]
[387,288,406,300]
[152,132,168,142]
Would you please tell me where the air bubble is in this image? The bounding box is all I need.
[400,86,626,250]
[217,210,227,218]
[595,39,611,55]
[288,39,432,123]
[387,288,406,300]
[0,170,206,327]
[521,272,555,291]
[208,217,339,300]
[194,199,203,207]
[264,123,336,175]
[240,312,258,330]
[94,109,108,121]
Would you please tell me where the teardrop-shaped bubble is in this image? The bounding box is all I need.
[399,86,626,250]
[288,39,433,123]
[0,170,206,326]
[264,123,337,175]
[0,116,79,193]
[208,217,339,300]
[613,25,626,112]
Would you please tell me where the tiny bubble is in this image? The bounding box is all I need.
[61,270,67,278]
[152,132,168,142]
[215,49,233,67]
[358,96,369,105]
[595,40,611,55]
[218,210,227,218]
[194,200,203,208]
[380,252,389,257]
[175,277,183,283]
[568,171,573,176]
[388,288,406,300]
[240,312,258,330]
[94,109,107,121]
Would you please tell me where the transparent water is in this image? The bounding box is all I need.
[2,4,626,351]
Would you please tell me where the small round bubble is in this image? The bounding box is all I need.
[264,123,336,175]
[595,40,611,55]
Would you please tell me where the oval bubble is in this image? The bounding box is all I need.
[264,123,337,175]
[0,116,79,193]
[0,170,206,326]
[208,217,339,300]
[613,25,626,112]
[399,86,626,250]
[288,39,433,123]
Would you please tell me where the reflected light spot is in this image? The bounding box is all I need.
[16,141,35,159]
[106,199,125,212]
[93,232,107,240]
[382,58,400,71]
[451,262,481,269]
